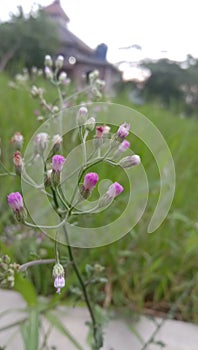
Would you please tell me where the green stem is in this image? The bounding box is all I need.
[63,224,99,347]
[0,160,15,176]
[51,187,59,210]
[56,84,64,141]
[24,220,65,229]
[0,172,15,176]
[57,185,69,209]
[64,86,91,103]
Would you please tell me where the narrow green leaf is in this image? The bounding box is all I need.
[14,273,37,306]
[20,308,39,350]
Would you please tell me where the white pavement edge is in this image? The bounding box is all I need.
[0,290,198,350]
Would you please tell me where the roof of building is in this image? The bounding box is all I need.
[44,0,70,22]
[57,25,93,54]
[44,1,120,73]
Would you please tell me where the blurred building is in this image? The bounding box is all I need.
[44,0,121,91]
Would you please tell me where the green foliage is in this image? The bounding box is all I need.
[123,56,198,116]
[14,273,38,306]
[142,59,185,106]
[0,7,59,73]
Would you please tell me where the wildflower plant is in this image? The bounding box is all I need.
[18,101,142,348]
[0,54,176,350]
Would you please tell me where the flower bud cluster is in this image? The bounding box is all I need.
[112,122,141,168]
[76,105,96,133]
[31,85,44,99]
[44,54,67,84]
[0,255,18,289]
[89,70,105,98]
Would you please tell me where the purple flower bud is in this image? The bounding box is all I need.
[8,192,24,211]
[106,182,124,198]
[80,172,99,199]
[8,192,25,222]
[117,122,130,141]
[119,155,141,168]
[118,140,130,153]
[83,172,99,191]
[52,155,65,173]
[98,182,124,208]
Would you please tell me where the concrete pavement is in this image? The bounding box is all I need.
[0,290,198,350]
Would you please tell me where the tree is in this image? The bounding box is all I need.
[0,6,59,72]
[141,59,187,107]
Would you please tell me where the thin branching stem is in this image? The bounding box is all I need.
[19,259,56,272]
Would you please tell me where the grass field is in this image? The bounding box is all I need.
[1,73,198,322]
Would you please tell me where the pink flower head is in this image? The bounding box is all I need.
[118,140,130,153]
[8,192,24,212]
[52,155,65,173]
[107,182,124,199]
[54,276,65,294]
[13,151,22,167]
[96,125,110,138]
[117,122,130,140]
[83,172,99,191]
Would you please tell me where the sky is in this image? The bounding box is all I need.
[0,0,198,79]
